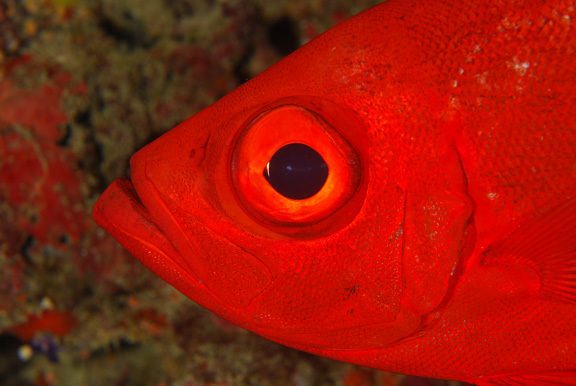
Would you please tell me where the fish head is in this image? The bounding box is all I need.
[93,12,474,351]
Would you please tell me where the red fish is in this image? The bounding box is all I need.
[93,0,576,384]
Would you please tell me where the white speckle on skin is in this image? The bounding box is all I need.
[487,192,499,200]
[466,46,481,63]
[501,16,512,29]
[519,62,530,74]
[449,96,460,108]
[510,56,530,76]
[477,72,488,87]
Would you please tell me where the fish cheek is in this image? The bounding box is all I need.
[239,233,422,350]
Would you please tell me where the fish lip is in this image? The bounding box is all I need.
[92,175,158,246]
[92,176,147,230]
[92,175,200,283]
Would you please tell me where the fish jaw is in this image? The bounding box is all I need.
[92,150,273,317]
[91,176,212,306]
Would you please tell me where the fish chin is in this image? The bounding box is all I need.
[92,175,205,287]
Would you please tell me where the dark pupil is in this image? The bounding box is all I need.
[263,143,328,200]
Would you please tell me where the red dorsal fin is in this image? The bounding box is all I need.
[475,371,576,385]
[482,197,576,302]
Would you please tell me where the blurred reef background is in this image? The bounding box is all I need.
[0,0,472,385]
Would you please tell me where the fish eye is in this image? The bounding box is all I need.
[231,100,367,238]
[263,143,329,200]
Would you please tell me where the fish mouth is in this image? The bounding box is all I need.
[93,174,225,313]
[92,148,273,312]
[92,176,200,285]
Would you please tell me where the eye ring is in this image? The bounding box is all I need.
[231,98,368,238]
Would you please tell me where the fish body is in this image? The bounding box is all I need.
[94,0,576,384]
